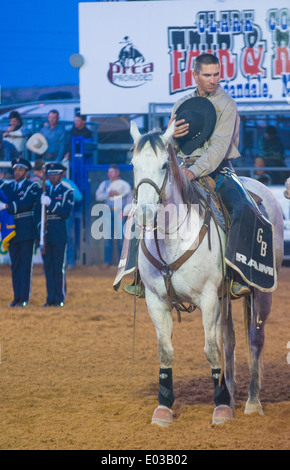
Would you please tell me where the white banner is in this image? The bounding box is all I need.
[79,0,290,114]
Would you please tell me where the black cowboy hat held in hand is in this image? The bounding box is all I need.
[175,97,217,154]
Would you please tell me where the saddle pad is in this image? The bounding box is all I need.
[225,204,276,291]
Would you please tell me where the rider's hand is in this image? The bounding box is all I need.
[183,168,195,181]
[168,114,189,140]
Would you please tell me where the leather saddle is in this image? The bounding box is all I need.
[197,175,263,233]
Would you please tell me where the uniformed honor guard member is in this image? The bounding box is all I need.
[0,158,40,307]
[41,162,74,307]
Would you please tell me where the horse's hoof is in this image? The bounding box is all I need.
[245,398,264,416]
[212,405,233,425]
[151,406,173,427]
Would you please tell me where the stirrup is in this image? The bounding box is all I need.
[230,279,251,299]
[122,282,145,298]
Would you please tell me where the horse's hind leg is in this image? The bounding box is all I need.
[146,292,175,427]
[244,289,272,415]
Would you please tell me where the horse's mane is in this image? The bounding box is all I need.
[168,144,201,208]
[135,129,201,208]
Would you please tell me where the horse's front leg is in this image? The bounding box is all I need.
[244,290,272,416]
[201,290,233,424]
[145,290,175,427]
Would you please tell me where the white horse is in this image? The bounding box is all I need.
[130,120,284,426]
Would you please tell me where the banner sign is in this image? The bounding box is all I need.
[79,0,290,114]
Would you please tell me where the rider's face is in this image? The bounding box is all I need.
[192,63,220,97]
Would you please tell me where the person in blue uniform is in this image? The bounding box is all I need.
[41,162,74,307]
[0,158,40,307]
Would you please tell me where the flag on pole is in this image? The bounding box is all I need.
[0,187,16,252]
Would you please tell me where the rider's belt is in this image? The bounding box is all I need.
[47,215,61,220]
[14,211,33,219]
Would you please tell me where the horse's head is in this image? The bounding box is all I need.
[130,121,175,228]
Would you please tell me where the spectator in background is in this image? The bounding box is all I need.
[30,159,45,188]
[1,112,27,160]
[0,139,18,162]
[258,125,285,184]
[63,113,93,161]
[258,126,285,167]
[39,110,66,162]
[258,126,286,184]
[284,177,290,199]
[253,157,272,186]
[95,164,133,268]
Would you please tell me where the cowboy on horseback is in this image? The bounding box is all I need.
[122,53,275,298]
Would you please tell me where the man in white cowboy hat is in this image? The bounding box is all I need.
[26,133,48,157]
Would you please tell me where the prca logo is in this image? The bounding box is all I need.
[108,36,154,88]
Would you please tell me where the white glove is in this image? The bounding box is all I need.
[0,201,7,211]
[41,194,52,206]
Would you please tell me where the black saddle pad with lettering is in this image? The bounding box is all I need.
[225,204,276,291]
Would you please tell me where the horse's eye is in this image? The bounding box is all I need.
[162,162,169,170]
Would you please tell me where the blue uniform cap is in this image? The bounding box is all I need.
[11,158,32,171]
[46,162,66,174]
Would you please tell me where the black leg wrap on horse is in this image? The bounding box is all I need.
[212,369,231,407]
[158,368,175,409]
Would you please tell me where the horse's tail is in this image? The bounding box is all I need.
[243,295,252,366]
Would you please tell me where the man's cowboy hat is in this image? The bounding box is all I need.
[26,133,48,155]
[175,97,217,154]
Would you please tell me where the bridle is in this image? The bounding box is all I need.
[134,161,170,206]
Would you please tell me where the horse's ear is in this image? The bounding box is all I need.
[130,121,141,143]
[162,120,175,147]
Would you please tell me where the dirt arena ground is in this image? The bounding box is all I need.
[0,263,289,450]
